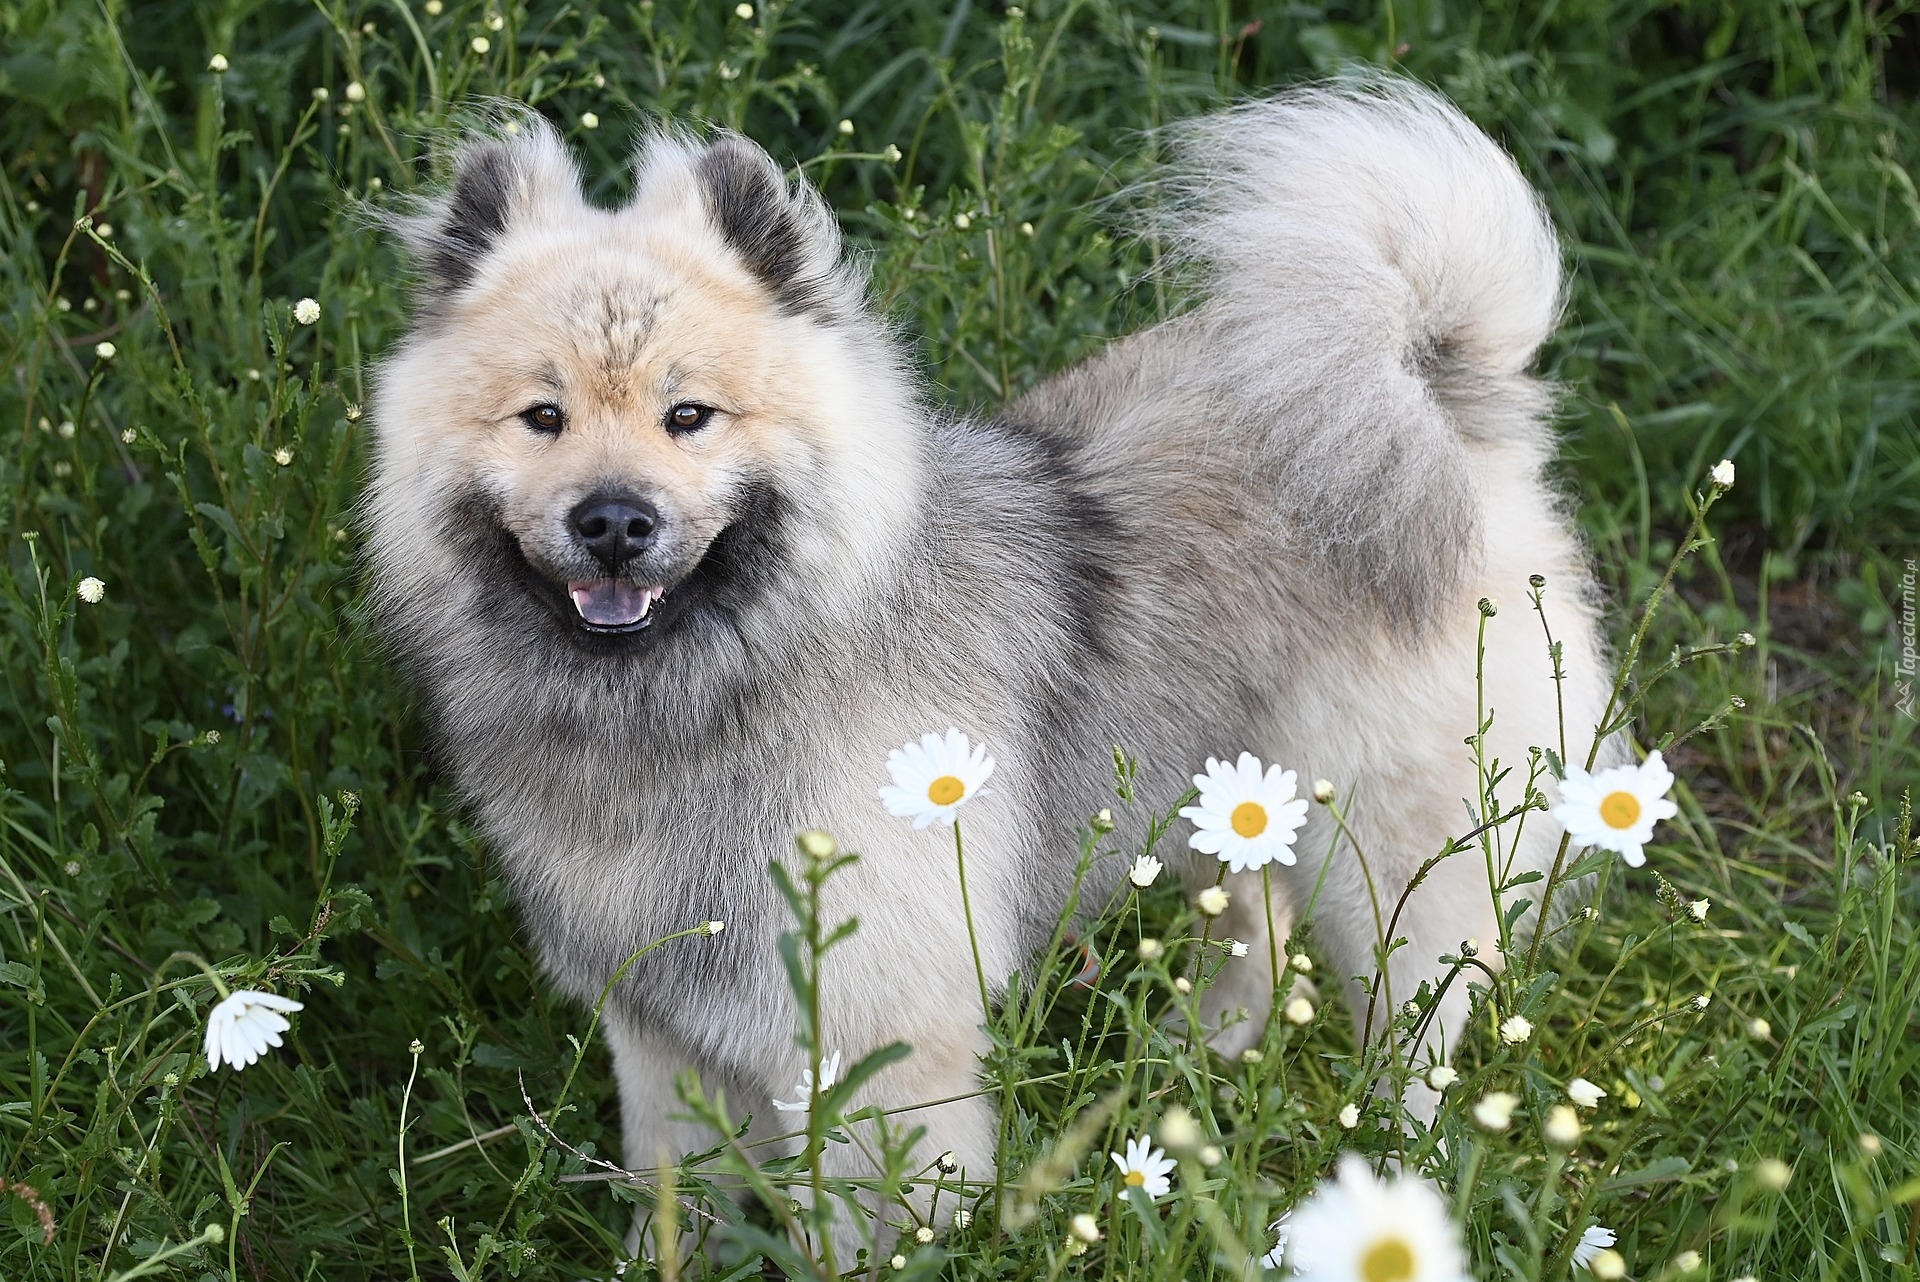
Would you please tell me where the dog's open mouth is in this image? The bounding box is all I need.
[567,579,666,632]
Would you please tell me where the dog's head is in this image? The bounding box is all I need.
[366,117,919,661]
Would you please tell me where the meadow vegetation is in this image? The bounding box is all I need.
[1,0,1917,1278]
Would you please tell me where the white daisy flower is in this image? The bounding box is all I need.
[1128,854,1162,888]
[1710,458,1735,489]
[1196,885,1229,916]
[1567,1077,1606,1108]
[1260,1214,1292,1270]
[1426,1064,1458,1091]
[204,989,304,1071]
[1551,751,1679,867]
[1227,939,1249,957]
[878,727,995,828]
[1284,996,1315,1025]
[1571,1224,1616,1269]
[1337,1103,1360,1129]
[293,297,321,325]
[1109,1135,1175,1200]
[208,53,229,72]
[1499,1015,1533,1044]
[1068,1213,1100,1243]
[76,576,105,604]
[1284,1154,1469,1282]
[772,1051,842,1112]
[1179,753,1309,873]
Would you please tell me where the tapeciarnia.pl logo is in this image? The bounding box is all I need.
[1897,558,1916,720]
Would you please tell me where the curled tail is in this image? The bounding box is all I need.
[1156,77,1564,616]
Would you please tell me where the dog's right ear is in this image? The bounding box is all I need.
[397,121,584,297]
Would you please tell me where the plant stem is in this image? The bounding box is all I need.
[954,819,992,1023]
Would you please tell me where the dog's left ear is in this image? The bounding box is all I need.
[633,131,856,318]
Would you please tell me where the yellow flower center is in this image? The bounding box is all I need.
[927,775,965,806]
[1231,801,1268,838]
[1123,1170,1146,1187]
[1598,790,1642,829]
[1360,1236,1416,1282]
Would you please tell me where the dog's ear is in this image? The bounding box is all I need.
[631,130,855,318]
[399,120,584,297]
[693,135,844,315]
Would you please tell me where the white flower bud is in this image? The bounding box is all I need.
[1566,1077,1605,1108]
[1472,1091,1518,1131]
[1543,1104,1582,1146]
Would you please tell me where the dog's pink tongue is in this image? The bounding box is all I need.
[568,579,649,627]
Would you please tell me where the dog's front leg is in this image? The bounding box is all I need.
[606,1011,764,1261]
[1195,866,1301,1057]
[787,1021,998,1260]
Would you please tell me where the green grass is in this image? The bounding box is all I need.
[2,0,1918,1278]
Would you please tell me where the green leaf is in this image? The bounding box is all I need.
[1601,1156,1690,1191]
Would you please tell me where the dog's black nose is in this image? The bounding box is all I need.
[570,494,658,568]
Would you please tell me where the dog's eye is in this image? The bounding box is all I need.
[520,403,565,434]
[665,403,713,435]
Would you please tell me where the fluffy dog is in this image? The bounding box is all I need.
[365,78,1609,1222]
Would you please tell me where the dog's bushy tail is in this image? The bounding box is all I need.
[1157,77,1563,616]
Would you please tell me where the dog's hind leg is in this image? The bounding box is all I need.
[1287,777,1504,1126]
